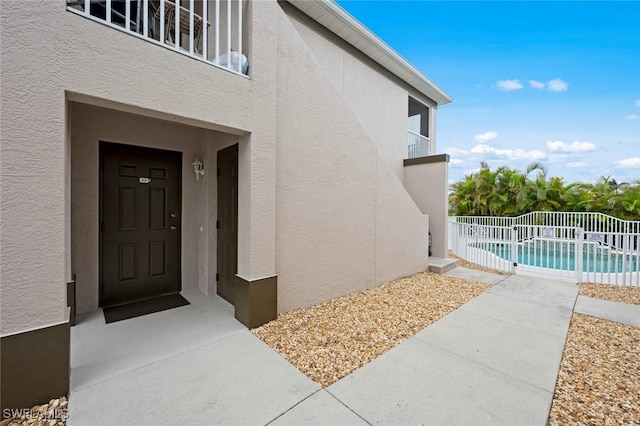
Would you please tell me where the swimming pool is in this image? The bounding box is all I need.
[477,241,640,273]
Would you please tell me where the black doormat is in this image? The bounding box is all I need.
[103,293,190,324]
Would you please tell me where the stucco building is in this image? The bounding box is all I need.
[0,0,451,410]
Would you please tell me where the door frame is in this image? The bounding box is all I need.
[98,141,183,307]
[216,143,239,304]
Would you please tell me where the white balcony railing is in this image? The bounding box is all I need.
[67,0,248,76]
[407,130,431,158]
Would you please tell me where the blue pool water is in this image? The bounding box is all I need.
[478,242,639,273]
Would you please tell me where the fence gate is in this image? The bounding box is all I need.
[510,225,583,281]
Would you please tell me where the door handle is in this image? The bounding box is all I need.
[170,225,177,231]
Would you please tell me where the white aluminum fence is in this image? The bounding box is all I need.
[67,0,247,75]
[448,222,513,273]
[449,212,640,286]
[407,130,431,158]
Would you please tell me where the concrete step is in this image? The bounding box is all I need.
[428,257,459,274]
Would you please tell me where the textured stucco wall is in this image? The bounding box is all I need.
[285,6,439,182]
[375,160,430,284]
[404,158,450,258]
[1,2,67,334]
[0,0,278,333]
[1,0,445,333]
[275,8,429,313]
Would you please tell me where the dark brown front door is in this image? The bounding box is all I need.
[217,144,238,303]
[100,142,182,307]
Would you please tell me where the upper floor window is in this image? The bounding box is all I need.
[408,97,429,139]
[407,97,431,158]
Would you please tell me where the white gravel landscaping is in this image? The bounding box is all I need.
[252,271,490,387]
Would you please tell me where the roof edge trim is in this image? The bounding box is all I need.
[285,0,453,106]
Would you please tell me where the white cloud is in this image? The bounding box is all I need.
[547,78,569,92]
[444,147,470,156]
[546,140,597,153]
[496,79,523,91]
[529,80,546,89]
[529,78,569,92]
[567,162,588,168]
[450,158,464,165]
[615,157,640,168]
[473,131,498,143]
[635,100,640,107]
[470,144,495,155]
[625,114,640,121]
[470,144,547,161]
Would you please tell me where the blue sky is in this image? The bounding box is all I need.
[335,1,640,185]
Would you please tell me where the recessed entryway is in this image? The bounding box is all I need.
[70,289,246,391]
[100,142,182,307]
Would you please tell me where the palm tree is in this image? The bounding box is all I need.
[493,166,523,216]
[449,174,478,216]
[619,180,640,220]
[448,163,640,220]
[515,162,547,213]
[591,176,618,214]
[473,162,501,215]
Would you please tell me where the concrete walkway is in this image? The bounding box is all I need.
[67,269,636,425]
[574,295,640,327]
[444,266,510,285]
[323,273,578,426]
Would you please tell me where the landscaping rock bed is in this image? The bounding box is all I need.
[252,271,490,387]
[579,283,640,306]
[2,397,68,426]
[548,314,639,425]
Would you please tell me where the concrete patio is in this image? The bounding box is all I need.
[67,268,637,425]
